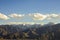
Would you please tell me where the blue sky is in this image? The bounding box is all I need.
[0,0,60,24]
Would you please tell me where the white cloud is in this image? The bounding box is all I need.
[51,14,58,17]
[29,13,47,20]
[9,14,24,18]
[0,13,9,20]
[29,13,60,20]
[46,14,59,19]
[0,13,60,21]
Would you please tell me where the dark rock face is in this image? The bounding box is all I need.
[0,23,60,40]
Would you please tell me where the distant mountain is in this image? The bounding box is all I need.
[0,23,60,40]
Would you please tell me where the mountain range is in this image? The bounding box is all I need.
[0,23,60,40]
